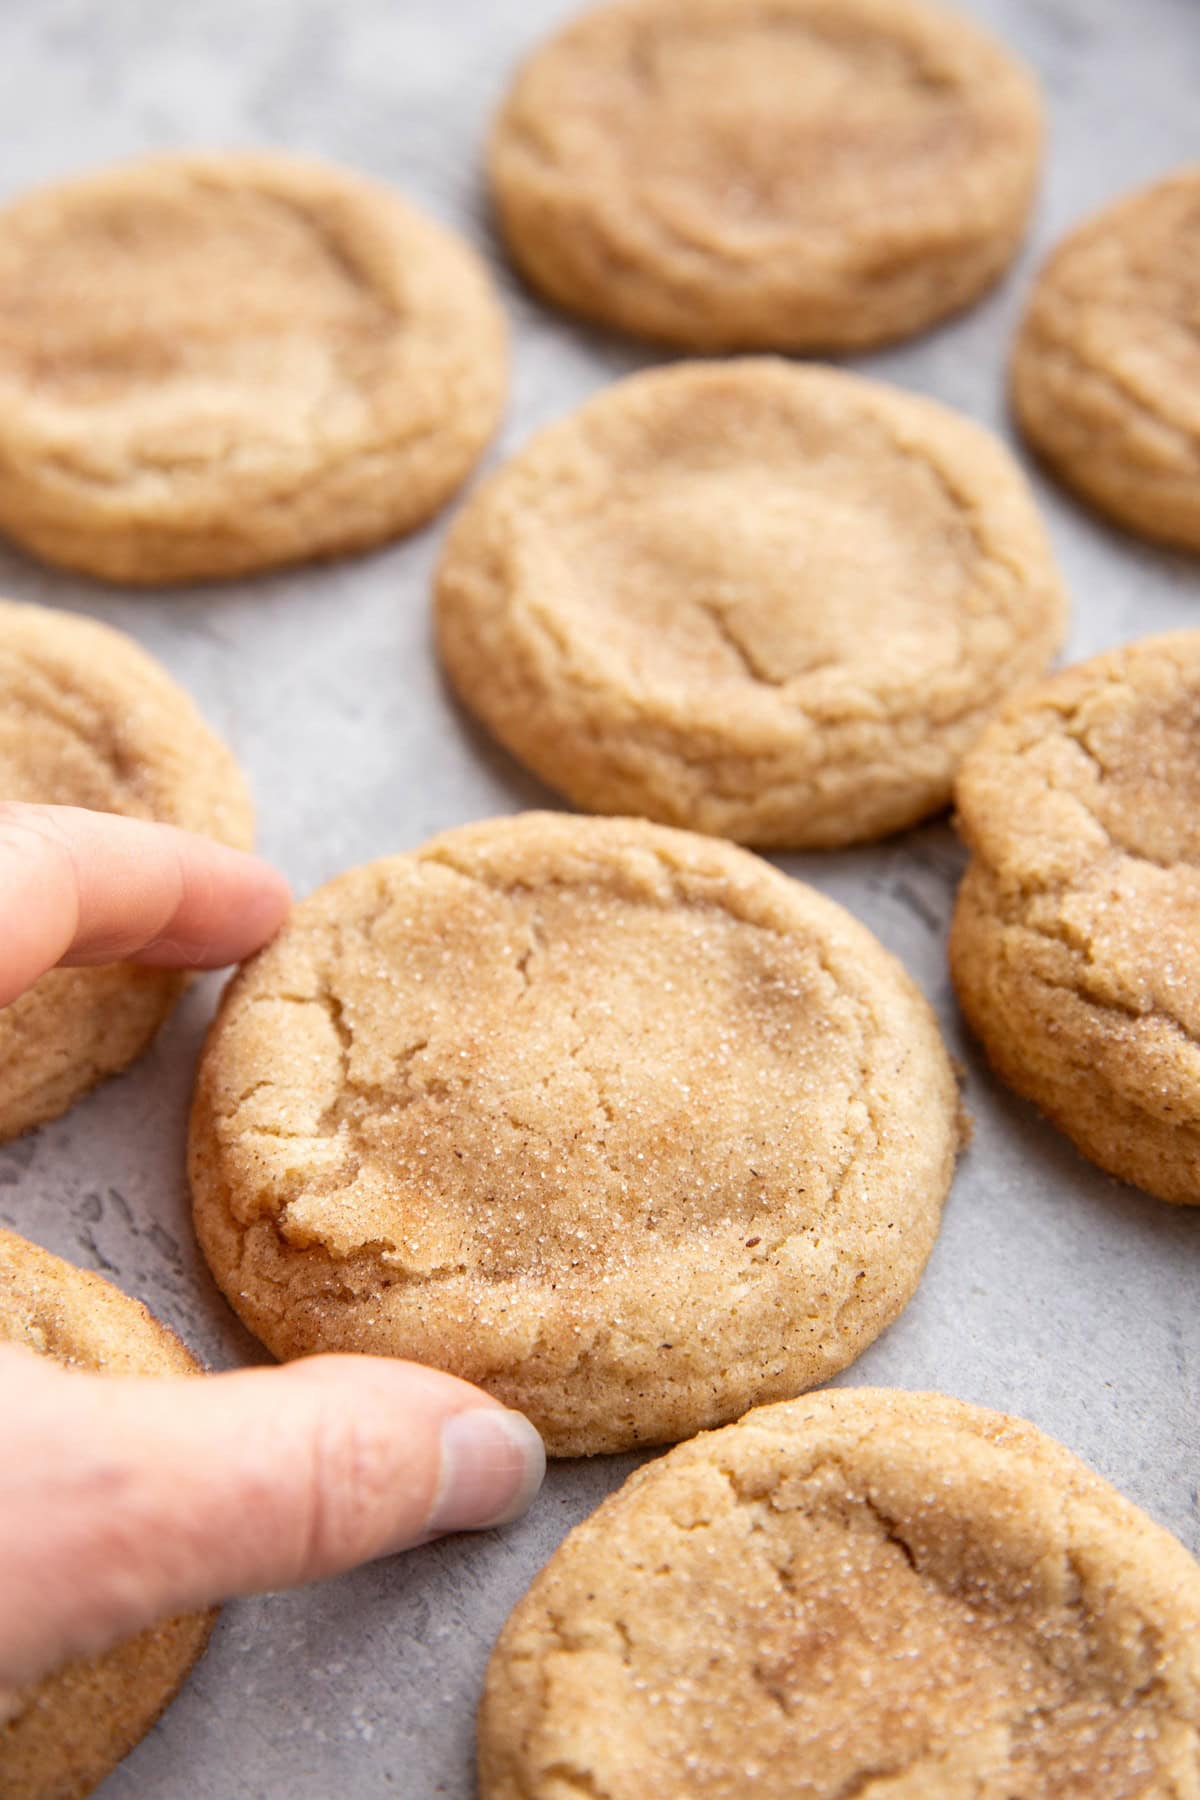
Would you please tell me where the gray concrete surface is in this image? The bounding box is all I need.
[0,0,1197,1793]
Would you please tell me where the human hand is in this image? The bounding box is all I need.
[0,805,545,1693]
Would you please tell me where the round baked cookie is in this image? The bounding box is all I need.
[0,151,507,584]
[0,1229,215,1800]
[489,0,1043,352]
[950,632,1200,1204]
[1012,167,1200,552]
[0,599,253,1141]
[190,813,962,1455]
[436,361,1067,849]
[480,1388,1200,1797]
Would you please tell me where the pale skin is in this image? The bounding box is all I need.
[0,803,545,1700]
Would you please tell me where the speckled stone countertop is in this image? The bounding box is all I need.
[0,1,1197,1794]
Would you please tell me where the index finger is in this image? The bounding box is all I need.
[0,803,290,1007]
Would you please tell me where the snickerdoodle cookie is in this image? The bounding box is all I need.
[1012,167,1200,552]
[490,0,1042,351]
[190,813,961,1455]
[0,599,252,1140]
[0,1229,214,1800]
[951,632,1200,1204]
[0,151,507,584]
[479,1387,1200,1798]
[436,361,1067,849]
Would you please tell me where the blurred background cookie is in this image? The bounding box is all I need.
[951,632,1200,1204]
[480,1388,1200,1798]
[191,813,962,1455]
[490,0,1042,350]
[1012,166,1200,552]
[0,600,252,1140]
[0,1229,214,1800]
[0,152,507,584]
[437,361,1067,848]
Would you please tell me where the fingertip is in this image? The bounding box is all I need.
[236,854,292,942]
[206,847,290,965]
[198,842,292,955]
[421,1408,547,1543]
[0,1348,547,1681]
[273,1357,547,1552]
[132,844,291,969]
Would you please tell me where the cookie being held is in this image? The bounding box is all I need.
[437,361,1067,848]
[1013,167,1200,552]
[490,0,1043,351]
[0,599,253,1141]
[479,1388,1200,1798]
[951,631,1200,1203]
[0,152,507,583]
[0,1230,215,1800]
[190,813,962,1455]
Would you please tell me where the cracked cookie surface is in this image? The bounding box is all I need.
[479,1388,1200,1799]
[190,813,960,1454]
[950,631,1200,1203]
[0,598,253,1141]
[1012,167,1200,552]
[0,1229,215,1800]
[436,361,1067,849]
[0,151,507,583]
[489,0,1042,352]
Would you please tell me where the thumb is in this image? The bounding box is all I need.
[0,1348,545,1687]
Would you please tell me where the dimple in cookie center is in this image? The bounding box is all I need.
[1068,686,1200,869]
[535,451,974,694]
[277,882,870,1283]
[612,16,972,237]
[643,1503,1148,1792]
[0,185,395,428]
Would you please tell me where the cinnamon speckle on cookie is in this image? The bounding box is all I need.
[479,1388,1200,1798]
[951,631,1200,1203]
[190,813,962,1454]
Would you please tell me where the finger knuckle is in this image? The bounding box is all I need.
[0,803,63,862]
[297,1402,398,1581]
